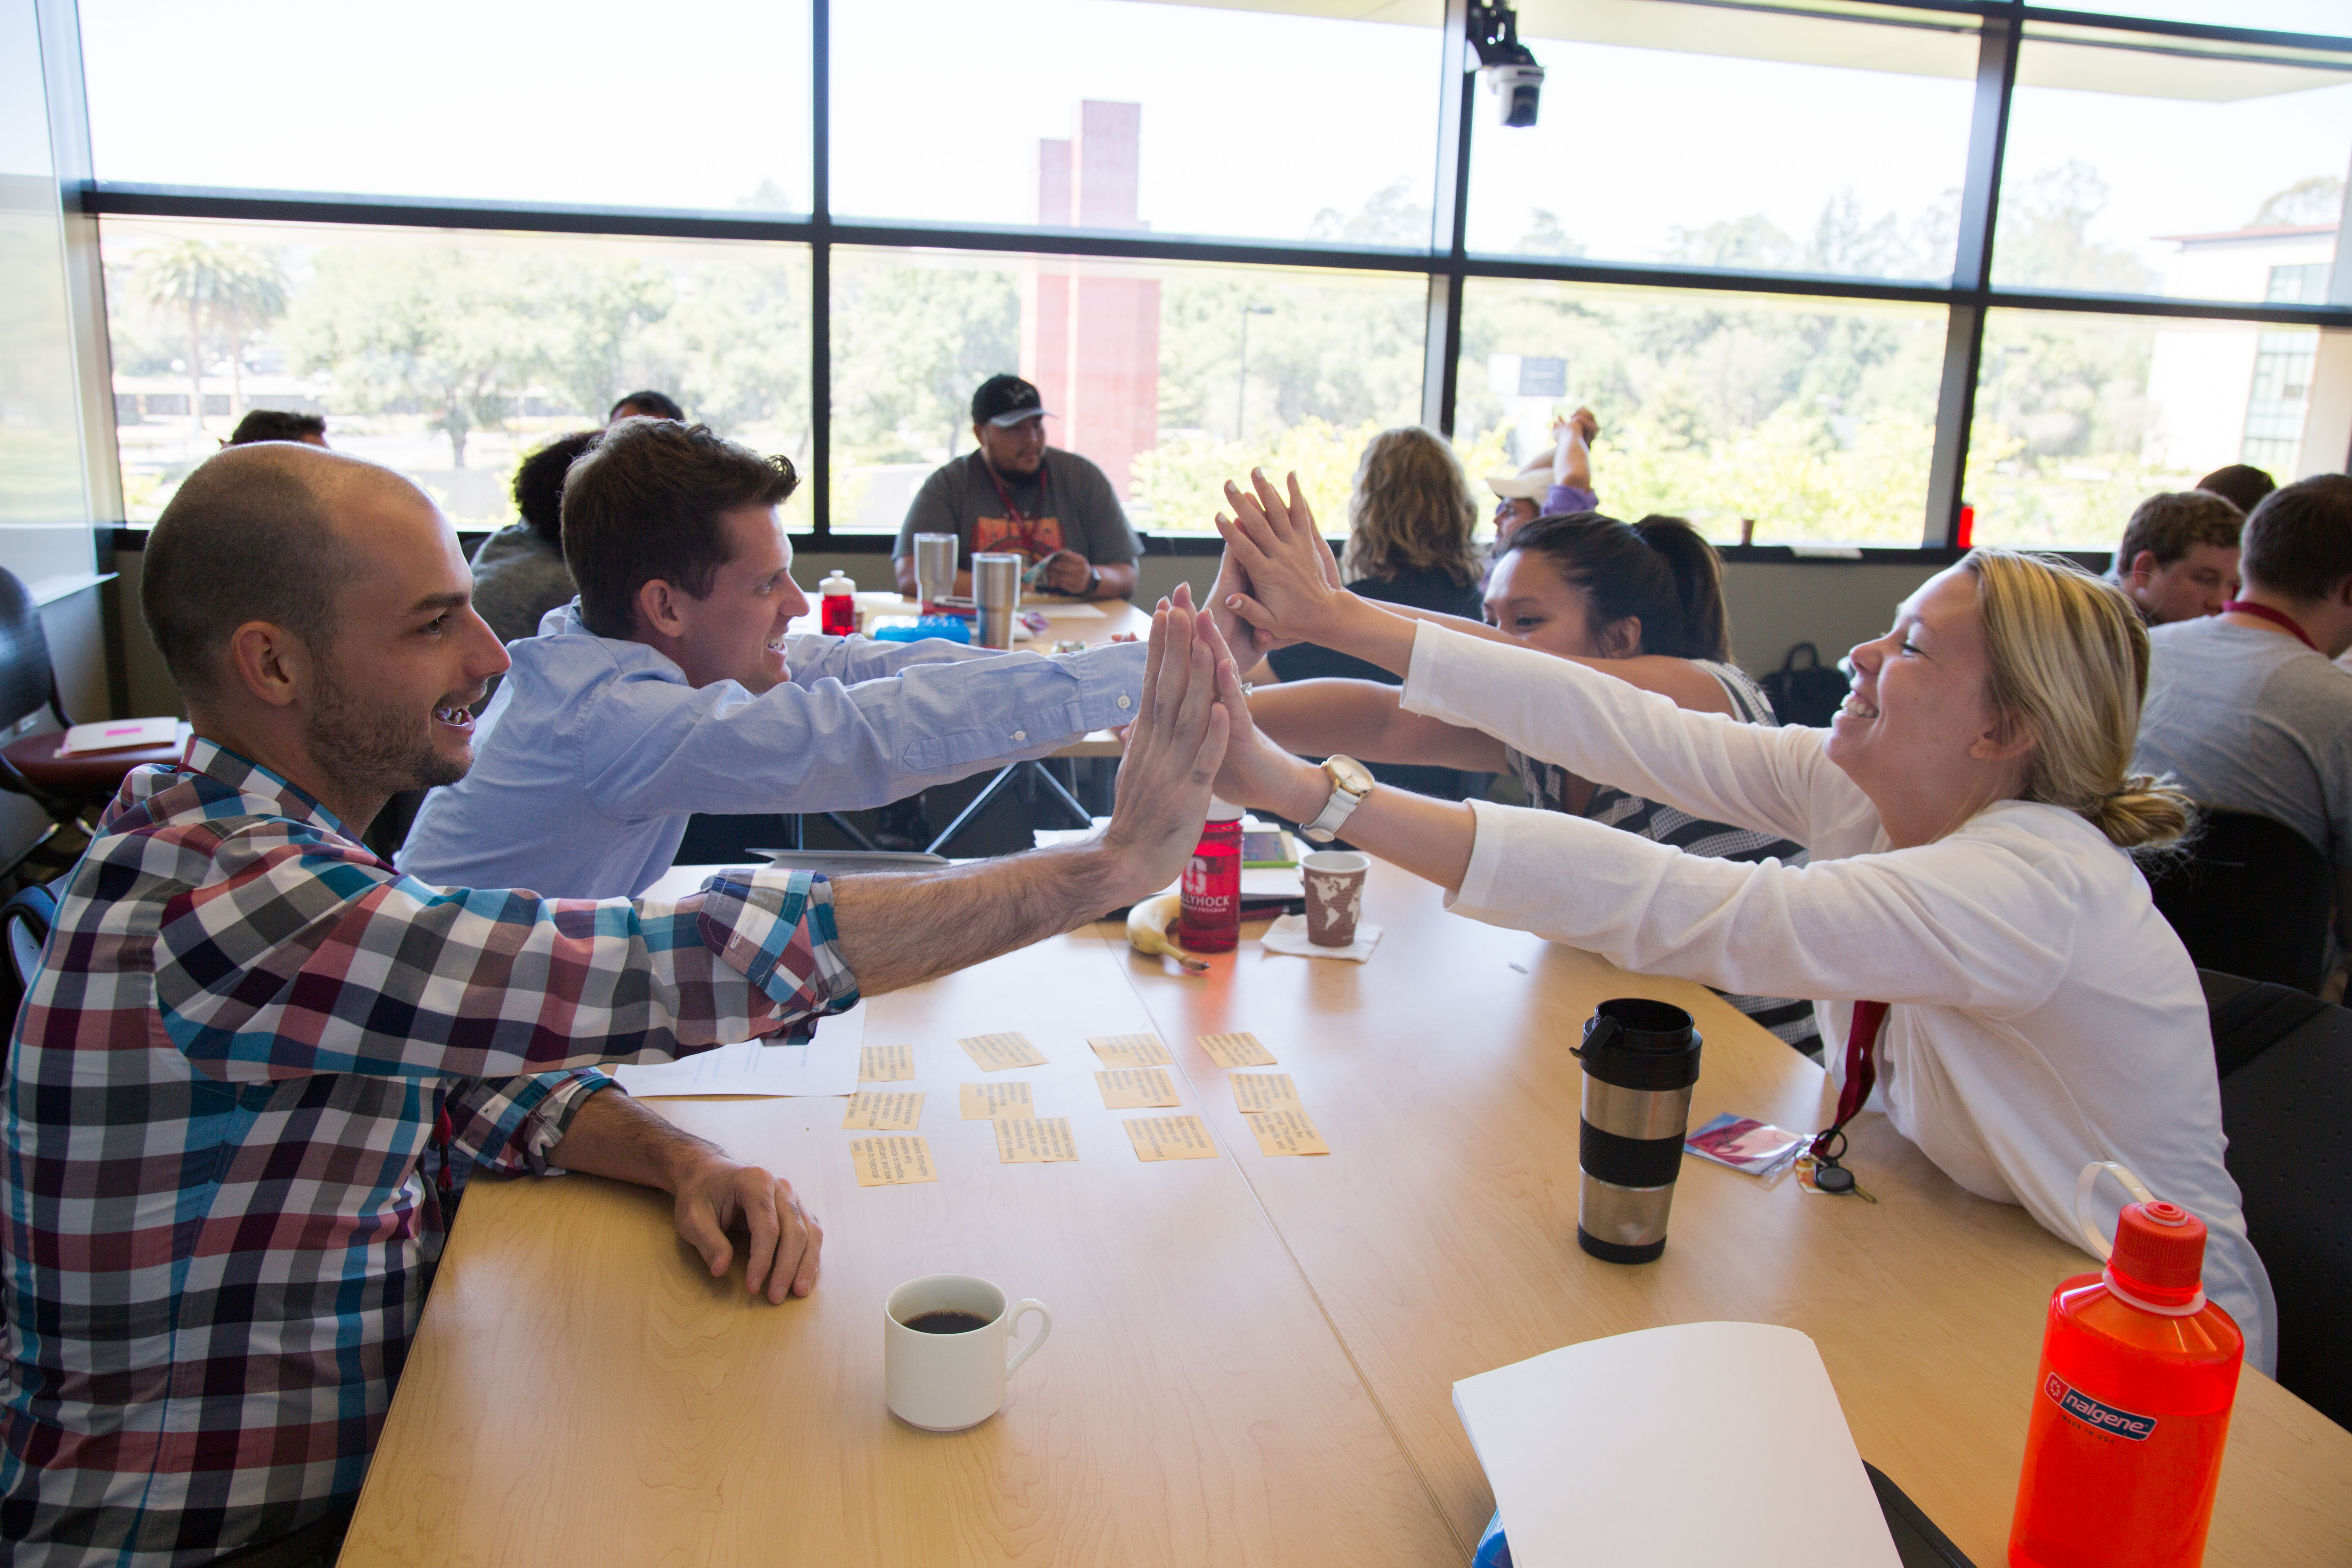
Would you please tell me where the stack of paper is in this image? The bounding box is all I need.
[1452,1322,1901,1567]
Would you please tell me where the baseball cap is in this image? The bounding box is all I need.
[1485,470,1552,501]
[972,374,1052,427]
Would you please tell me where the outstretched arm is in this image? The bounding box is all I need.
[1247,678,1509,773]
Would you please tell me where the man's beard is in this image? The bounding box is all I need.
[307,660,469,800]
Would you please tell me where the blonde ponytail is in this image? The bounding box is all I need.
[1964,549,2191,855]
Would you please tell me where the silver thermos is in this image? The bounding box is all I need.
[972,552,1022,650]
[1573,998,1702,1263]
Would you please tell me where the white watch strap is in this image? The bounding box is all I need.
[1303,779,1366,841]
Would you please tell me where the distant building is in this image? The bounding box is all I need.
[1023,101,1160,500]
[2144,223,2333,476]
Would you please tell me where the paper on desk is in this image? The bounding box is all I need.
[841,1090,924,1131]
[1096,1067,1180,1109]
[849,1136,937,1187]
[960,1081,1035,1120]
[1088,1032,1173,1069]
[960,1031,1049,1071]
[994,1116,1079,1163]
[1247,1107,1328,1156]
[1198,1031,1278,1068]
[860,1043,914,1082]
[1124,1114,1218,1161]
[612,1039,860,1098]
[1230,1072,1303,1115]
[1451,1322,1901,1568]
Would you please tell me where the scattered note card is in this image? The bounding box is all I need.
[1198,1031,1278,1068]
[849,1136,936,1186]
[841,1090,924,1131]
[1088,1032,1173,1069]
[960,1081,1035,1120]
[960,1032,1049,1071]
[1247,1107,1329,1156]
[612,1041,858,1098]
[1124,1114,1218,1161]
[1230,1072,1303,1115]
[859,1043,914,1083]
[1096,1067,1180,1109]
[993,1116,1079,1163]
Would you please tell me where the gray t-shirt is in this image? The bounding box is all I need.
[469,523,575,646]
[892,449,1140,569]
[2136,616,2352,868]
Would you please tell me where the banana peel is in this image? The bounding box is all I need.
[1124,893,1209,974]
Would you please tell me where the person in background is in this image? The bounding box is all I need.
[472,430,599,648]
[1248,506,1820,1058]
[1259,426,1490,803]
[609,388,685,423]
[891,374,1139,603]
[1206,469,2276,1376]
[2109,489,2244,625]
[401,419,1158,900]
[1485,406,1599,547]
[2135,475,2352,945]
[224,408,327,447]
[2198,462,2276,517]
[0,439,1231,1568]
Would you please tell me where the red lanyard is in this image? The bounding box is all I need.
[2221,600,2318,652]
[1810,1000,1887,1186]
[980,454,1049,527]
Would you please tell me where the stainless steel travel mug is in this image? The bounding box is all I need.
[973,552,1022,650]
[913,532,958,612]
[1573,998,1702,1263]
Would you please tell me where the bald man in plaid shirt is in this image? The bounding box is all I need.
[0,444,1238,1566]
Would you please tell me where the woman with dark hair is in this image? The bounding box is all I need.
[1247,507,1822,1057]
[1262,425,1492,800]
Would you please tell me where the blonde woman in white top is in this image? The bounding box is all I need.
[1204,472,2277,1373]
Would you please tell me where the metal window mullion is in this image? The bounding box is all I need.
[811,0,832,542]
[1922,3,2020,548]
[1422,0,1473,439]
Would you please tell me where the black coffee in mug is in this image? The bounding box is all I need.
[905,1309,991,1335]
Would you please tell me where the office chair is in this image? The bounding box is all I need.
[2149,810,2333,996]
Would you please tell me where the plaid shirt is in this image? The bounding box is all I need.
[0,740,854,1566]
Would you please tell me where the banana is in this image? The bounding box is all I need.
[1124,893,1208,973]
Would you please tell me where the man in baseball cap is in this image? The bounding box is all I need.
[892,374,1140,602]
[1485,406,1601,546]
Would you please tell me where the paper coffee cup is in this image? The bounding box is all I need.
[1301,850,1369,947]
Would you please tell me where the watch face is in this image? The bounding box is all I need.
[1327,755,1375,795]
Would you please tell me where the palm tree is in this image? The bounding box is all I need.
[133,241,288,433]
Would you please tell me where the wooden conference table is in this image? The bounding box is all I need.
[340,864,2352,1567]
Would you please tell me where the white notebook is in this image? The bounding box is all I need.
[58,717,181,755]
[1452,1321,1902,1568]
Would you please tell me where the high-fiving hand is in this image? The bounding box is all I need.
[1213,469,1348,648]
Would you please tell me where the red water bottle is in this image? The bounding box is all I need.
[2009,1163,2244,1568]
[819,571,858,637]
[1178,798,1241,953]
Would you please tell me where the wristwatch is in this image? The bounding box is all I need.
[1084,565,1101,596]
[1299,755,1375,844]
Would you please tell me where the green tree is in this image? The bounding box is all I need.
[131,240,287,431]
[830,260,1020,461]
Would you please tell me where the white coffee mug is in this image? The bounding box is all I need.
[883,1274,1052,1432]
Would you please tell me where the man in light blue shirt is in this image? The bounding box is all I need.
[399,419,1146,898]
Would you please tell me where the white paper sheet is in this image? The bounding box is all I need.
[611,1003,864,1098]
[1451,1322,1900,1568]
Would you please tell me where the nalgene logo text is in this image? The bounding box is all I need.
[2045,1373,2158,1441]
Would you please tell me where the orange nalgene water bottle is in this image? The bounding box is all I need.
[2009,1163,2244,1568]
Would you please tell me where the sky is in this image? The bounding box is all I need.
[76,0,2352,292]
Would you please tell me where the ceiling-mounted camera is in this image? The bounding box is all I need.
[1469,2,1544,128]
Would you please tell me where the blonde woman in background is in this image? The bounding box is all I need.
[1261,425,1490,800]
[1207,471,2277,1375]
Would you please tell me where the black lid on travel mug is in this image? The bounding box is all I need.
[1574,998,1702,1091]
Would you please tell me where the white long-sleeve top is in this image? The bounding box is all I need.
[1399,622,2276,1373]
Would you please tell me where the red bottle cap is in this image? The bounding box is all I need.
[2108,1200,2206,1308]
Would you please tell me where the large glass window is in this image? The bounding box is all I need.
[830,0,1444,247]
[80,0,814,213]
[1993,27,2352,302]
[1965,307,2321,549]
[101,219,811,528]
[1457,279,1946,546]
[830,247,1428,535]
[1465,3,1977,282]
[2068,4,2352,32]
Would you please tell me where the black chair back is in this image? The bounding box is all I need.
[0,570,61,734]
[2150,810,2332,996]
[2211,978,2351,1429]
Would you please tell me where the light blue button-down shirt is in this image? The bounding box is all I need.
[398,604,1146,898]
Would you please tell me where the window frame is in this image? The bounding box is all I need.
[71,0,2352,559]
